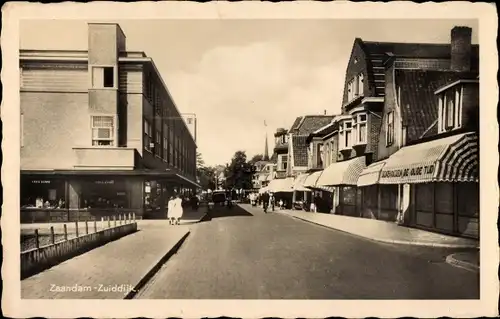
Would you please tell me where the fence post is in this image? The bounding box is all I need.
[128,213,132,223]
[133,212,136,221]
[75,221,79,238]
[34,229,40,249]
[113,215,116,227]
[64,224,68,241]
[119,214,122,225]
[50,226,55,245]
[85,220,89,235]
[108,216,111,228]
[94,219,97,233]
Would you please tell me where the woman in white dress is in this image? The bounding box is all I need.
[172,194,184,225]
[167,196,176,225]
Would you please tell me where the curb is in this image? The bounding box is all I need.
[124,230,191,299]
[285,214,479,249]
[446,253,480,272]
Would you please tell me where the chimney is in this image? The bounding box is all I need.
[450,26,472,72]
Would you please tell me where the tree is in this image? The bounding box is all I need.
[224,150,254,190]
[196,153,216,190]
[196,152,205,168]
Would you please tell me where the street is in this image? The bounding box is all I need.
[135,204,479,299]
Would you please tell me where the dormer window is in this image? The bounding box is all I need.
[438,87,463,133]
[347,73,364,103]
[281,134,288,144]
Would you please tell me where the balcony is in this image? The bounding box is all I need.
[73,147,138,170]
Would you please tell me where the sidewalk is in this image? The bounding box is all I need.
[446,250,480,272]
[278,210,479,248]
[21,224,190,299]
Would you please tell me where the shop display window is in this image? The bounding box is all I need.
[80,179,129,209]
[21,178,66,209]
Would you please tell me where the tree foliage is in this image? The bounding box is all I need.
[196,152,216,190]
[224,150,254,190]
[249,154,264,164]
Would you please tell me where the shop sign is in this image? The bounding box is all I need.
[32,180,51,184]
[95,180,115,185]
[117,192,126,196]
[381,164,435,180]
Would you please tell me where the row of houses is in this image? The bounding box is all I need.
[20,23,199,221]
[255,26,479,239]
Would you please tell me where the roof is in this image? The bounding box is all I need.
[362,41,479,60]
[289,115,335,135]
[396,69,478,141]
[292,135,309,167]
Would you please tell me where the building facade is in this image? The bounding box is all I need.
[20,23,198,222]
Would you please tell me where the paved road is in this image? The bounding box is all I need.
[135,204,479,299]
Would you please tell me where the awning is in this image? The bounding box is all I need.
[292,174,311,192]
[379,132,478,184]
[357,160,387,187]
[258,186,268,194]
[303,171,323,188]
[267,177,295,193]
[316,156,366,187]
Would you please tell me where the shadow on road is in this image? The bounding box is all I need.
[201,205,254,222]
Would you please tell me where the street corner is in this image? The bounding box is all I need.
[445,251,480,272]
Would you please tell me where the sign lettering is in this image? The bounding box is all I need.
[381,164,435,179]
[32,180,51,184]
[95,180,114,185]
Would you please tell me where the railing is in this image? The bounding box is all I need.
[21,213,137,252]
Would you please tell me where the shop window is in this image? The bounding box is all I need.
[380,185,398,210]
[91,115,114,146]
[80,179,129,209]
[92,66,114,88]
[385,111,394,146]
[415,183,434,213]
[457,182,479,217]
[342,186,356,205]
[434,183,454,214]
[21,178,66,209]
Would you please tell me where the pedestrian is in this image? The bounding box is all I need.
[278,199,284,209]
[173,193,184,225]
[167,195,176,225]
[261,191,270,212]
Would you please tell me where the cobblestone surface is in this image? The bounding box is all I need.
[21,224,190,299]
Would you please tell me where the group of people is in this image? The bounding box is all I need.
[249,191,287,212]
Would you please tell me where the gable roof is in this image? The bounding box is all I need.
[292,135,309,167]
[396,69,477,141]
[289,115,335,135]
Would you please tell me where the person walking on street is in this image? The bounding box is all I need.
[167,195,176,225]
[261,191,270,213]
[173,194,184,225]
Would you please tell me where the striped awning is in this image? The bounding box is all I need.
[357,160,387,187]
[303,171,323,188]
[267,177,295,193]
[292,173,311,192]
[317,156,366,187]
[379,132,478,184]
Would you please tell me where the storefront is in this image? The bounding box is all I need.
[20,169,200,222]
[291,173,311,209]
[315,156,366,216]
[368,132,479,238]
[267,177,294,208]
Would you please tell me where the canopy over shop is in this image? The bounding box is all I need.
[356,132,479,238]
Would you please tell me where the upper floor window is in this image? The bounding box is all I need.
[438,88,462,133]
[155,130,161,157]
[352,113,367,145]
[187,117,193,125]
[317,143,324,167]
[347,73,364,102]
[339,120,353,149]
[386,111,395,146]
[281,134,288,144]
[91,115,115,146]
[144,119,153,152]
[91,66,114,88]
[324,143,330,166]
[278,154,288,171]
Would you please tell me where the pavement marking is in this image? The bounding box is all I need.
[445,253,480,273]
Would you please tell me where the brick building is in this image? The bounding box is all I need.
[355,26,480,238]
[20,23,198,221]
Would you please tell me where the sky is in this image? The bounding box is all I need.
[20,19,478,166]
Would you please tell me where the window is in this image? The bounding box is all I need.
[187,118,193,125]
[317,144,323,167]
[339,121,353,150]
[347,80,354,101]
[439,88,463,133]
[386,111,394,146]
[281,134,288,144]
[91,115,114,146]
[357,73,364,96]
[353,113,367,145]
[155,130,161,156]
[144,119,152,151]
[278,154,288,171]
[92,66,114,88]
